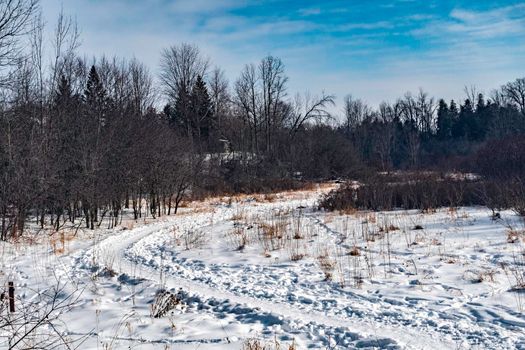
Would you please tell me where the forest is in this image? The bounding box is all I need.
[1,0,525,240]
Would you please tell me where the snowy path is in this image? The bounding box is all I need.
[22,190,520,349]
[66,201,453,349]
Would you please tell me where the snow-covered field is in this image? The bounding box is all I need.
[2,184,525,349]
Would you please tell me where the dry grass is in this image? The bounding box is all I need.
[242,338,297,350]
[348,246,360,256]
[290,253,305,261]
[228,227,249,251]
[257,218,289,252]
[121,220,136,231]
[183,230,207,250]
[379,223,400,233]
[507,229,525,244]
[338,207,357,216]
[49,230,76,255]
[317,250,336,281]
[150,289,184,318]
[231,209,247,222]
[252,193,278,203]
[463,269,497,284]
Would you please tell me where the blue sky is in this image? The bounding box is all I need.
[40,0,525,112]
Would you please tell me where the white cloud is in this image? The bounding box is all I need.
[169,0,244,14]
[38,0,525,114]
[298,7,321,16]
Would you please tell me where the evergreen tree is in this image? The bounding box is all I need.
[55,75,74,106]
[84,65,108,128]
[85,66,106,106]
[436,99,452,139]
[163,104,172,123]
[461,98,482,141]
[449,100,459,117]
[475,93,489,140]
[190,75,214,142]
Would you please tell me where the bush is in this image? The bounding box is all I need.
[150,289,184,318]
[320,173,485,212]
[475,136,525,217]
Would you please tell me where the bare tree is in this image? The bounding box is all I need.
[398,89,435,133]
[1,277,85,349]
[159,43,209,102]
[288,92,334,134]
[343,95,371,132]
[234,63,260,153]
[208,67,229,133]
[0,0,39,83]
[415,89,436,134]
[129,58,155,115]
[259,55,287,154]
[502,78,525,116]
[51,8,80,90]
[464,85,479,107]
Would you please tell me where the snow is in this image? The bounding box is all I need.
[2,185,525,349]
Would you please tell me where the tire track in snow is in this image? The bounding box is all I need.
[70,204,453,349]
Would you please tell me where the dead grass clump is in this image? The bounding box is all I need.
[96,266,117,278]
[413,233,426,245]
[501,251,525,293]
[317,251,335,281]
[189,207,216,215]
[441,256,458,264]
[348,246,360,256]
[323,214,334,224]
[242,338,296,350]
[150,289,185,318]
[263,193,277,202]
[183,229,207,250]
[481,269,496,283]
[378,222,398,234]
[228,227,248,251]
[177,201,190,208]
[258,218,289,251]
[338,207,357,216]
[365,213,377,224]
[463,269,496,284]
[121,220,136,230]
[431,238,442,246]
[231,209,246,222]
[50,230,76,255]
[387,224,399,231]
[291,212,304,240]
[290,253,305,261]
[507,229,525,244]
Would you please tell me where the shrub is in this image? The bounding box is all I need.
[320,172,486,212]
[150,289,184,318]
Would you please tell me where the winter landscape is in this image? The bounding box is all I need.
[2,0,525,349]
[3,185,525,349]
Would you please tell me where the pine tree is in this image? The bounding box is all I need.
[85,66,106,105]
[84,65,107,128]
[436,99,452,140]
[475,93,489,140]
[190,75,214,142]
[55,75,74,106]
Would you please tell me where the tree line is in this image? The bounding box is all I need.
[1,0,524,239]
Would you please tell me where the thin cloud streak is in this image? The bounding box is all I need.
[39,0,525,114]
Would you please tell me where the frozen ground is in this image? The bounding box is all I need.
[2,184,525,349]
